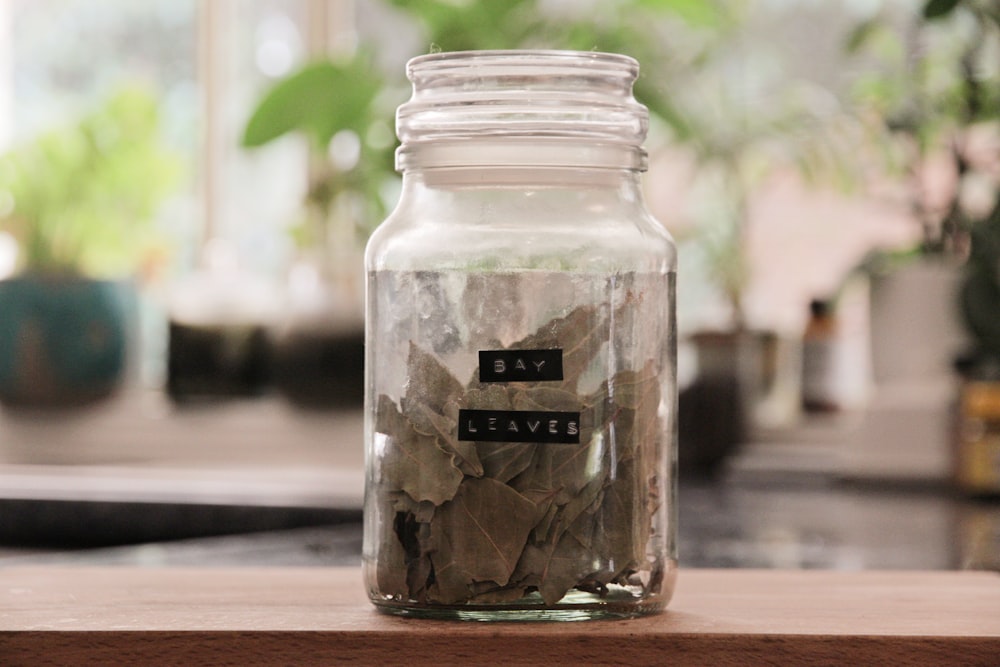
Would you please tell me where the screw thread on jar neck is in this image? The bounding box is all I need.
[395,50,650,172]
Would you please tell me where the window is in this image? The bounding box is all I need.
[0,0,354,280]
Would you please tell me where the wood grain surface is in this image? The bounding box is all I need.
[2,567,999,665]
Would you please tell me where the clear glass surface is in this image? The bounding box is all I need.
[364,51,677,620]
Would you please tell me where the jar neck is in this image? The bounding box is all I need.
[397,138,647,173]
[400,163,645,191]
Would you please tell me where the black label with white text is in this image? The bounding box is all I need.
[478,349,564,383]
[457,409,580,444]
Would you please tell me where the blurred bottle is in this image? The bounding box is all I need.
[953,367,1000,496]
[801,296,869,412]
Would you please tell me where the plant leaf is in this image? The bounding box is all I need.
[923,0,961,20]
[374,495,409,597]
[476,442,538,483]
[591,457,649,581]
[428,477,537,599]
[242,57,381,149]
[597,362,662,463]
[510,305,606,391]
[404,342,465,416]
[511,435,602,505]
[376,394,463,506]
[409,400,484,477]
[517,533,595,605]
[845,17,883,54]
[511,386,580,412]
[633,0,726,27]
[453,387,538,483]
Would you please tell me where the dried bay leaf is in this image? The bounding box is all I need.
[407,400,484,477]
[376,394,463,506]
[388,491,435,523]
[539,533,600,605]
[469,586,530,605]
[456,388,538,483]
[591,457,649,582]
[404,342,464,414]
[511,435,600,504]
[511,386,580,412]
[507,388,602,504]
[373,302,665,608]
[405,520,434,602]
[476,442,537,483]
[615,404,661,468]
[429,478,537,594]
[561,475,607,549]
[529,501,561,546]
[519,487,560,521]
[594,362,662,465]
[513,532,595,606]
[461,385,512,410]
[375,495,409,597]
[427,539,476,604]
[607,360,660,410]
[508,476,604,594]
[509,305,607,391]
[515,487,561,546]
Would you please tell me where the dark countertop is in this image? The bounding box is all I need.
[2,478,997,571]
[1,398,998,571]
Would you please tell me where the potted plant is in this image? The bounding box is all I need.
[848,0,1000,382]
[843,0,999,487]
[0,86,180,408]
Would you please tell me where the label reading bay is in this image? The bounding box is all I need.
[479,349,563,383]
[458,409,580,444]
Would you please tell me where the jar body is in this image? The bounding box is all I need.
[363,166,677,619]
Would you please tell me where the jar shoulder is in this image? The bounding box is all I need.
[367,202,675,272]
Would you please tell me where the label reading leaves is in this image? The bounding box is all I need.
[479,349,563,383]
[458,409,580,444]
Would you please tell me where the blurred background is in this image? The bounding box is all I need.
[0,0,998,571]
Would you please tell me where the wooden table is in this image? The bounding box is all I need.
[2,568,999,665]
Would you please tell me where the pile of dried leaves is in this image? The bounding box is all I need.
[372,305,664,606]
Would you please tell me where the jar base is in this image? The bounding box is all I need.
[370,580,673,622]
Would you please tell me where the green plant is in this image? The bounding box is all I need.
[243,52,396,248]
[245,1,871,333]
[847,0,1000,254]
[241,0,732,250]
[386,0,728,139]
[664,2,861,331]
[849,0,1000,366]
[0,85,181,278]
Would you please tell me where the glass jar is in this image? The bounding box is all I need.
[363,50,677,620]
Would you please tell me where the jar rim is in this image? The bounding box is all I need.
[406,49,639,75]
[397,49,649,168]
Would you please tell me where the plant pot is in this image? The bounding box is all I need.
[678,331,759,475]
[270,258,365,410]
[0,274,130,408]
[869,258,967,383]
[271,320,364,409]
[166,319,272,402]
